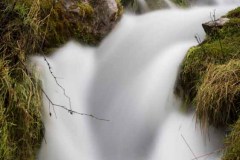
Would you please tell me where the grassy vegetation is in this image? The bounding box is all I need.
[0,0,123,159]
[222,118,240,160]
[227,7,240,18]
[0,1,45,159]
[177,6,240,160]
[0,58,43,160]
[195,60,240,128]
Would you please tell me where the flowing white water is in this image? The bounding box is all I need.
[215,0,240,5]
[33,1,240,160]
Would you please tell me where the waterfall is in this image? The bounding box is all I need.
[215,0,240,4]
[33,1,240,160]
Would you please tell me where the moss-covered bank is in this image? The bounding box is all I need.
[177,7,240,160]
[0,0,123,159]
[223,118,240,160]
[178,7,240,126]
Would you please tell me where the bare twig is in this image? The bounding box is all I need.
[39,6,73,111]
[195,34,206,54]
[210,9,216,22]
[37,6,109,121]
[41,55,73,111]
[194,34,202,44]
[210,10,224,55]
[41,88,110,121]
[181,134,198,160]
[17,55,109,122]
[191,148,223,160]
[48,100,51,116]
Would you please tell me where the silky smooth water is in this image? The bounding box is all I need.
[33,1,240,160]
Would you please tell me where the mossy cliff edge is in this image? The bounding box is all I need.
[0,0,123,159]
[177,7,240,160]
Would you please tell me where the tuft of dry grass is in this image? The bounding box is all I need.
[195,60,240,129]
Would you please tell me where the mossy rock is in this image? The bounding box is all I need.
[223,118,240,160]
[178,7,240,104]
[195,60,240,128]
[0,0,123,54]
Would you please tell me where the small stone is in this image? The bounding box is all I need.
[202,17,230,35]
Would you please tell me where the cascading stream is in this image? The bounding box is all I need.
[32,1,240,160]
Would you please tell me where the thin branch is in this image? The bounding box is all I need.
[195,34,206,54]
[210,9,216,22]
[48,100,51,116]
[41,88,110,122]
[191,148,223,160]
[17,56,109,122]
[39,6,73,111]
[194,34,202,44]
[52,102,57,118]
[210,10,224,55]
[181,134,198,160]
[42,55,73,111]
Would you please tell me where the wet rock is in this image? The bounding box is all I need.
[56,0,122,45]
[202,17,230,35]
[89,0,122,37]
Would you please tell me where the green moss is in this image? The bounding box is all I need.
[220,18,240,37]
[116,0,124,19]
[227,7,240,18]
[77,2,94,17]
[0,57,43,160]
[43,0,100,48]
[171,0,189,7]
[223,118,240,160]
[179,37,240,103]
